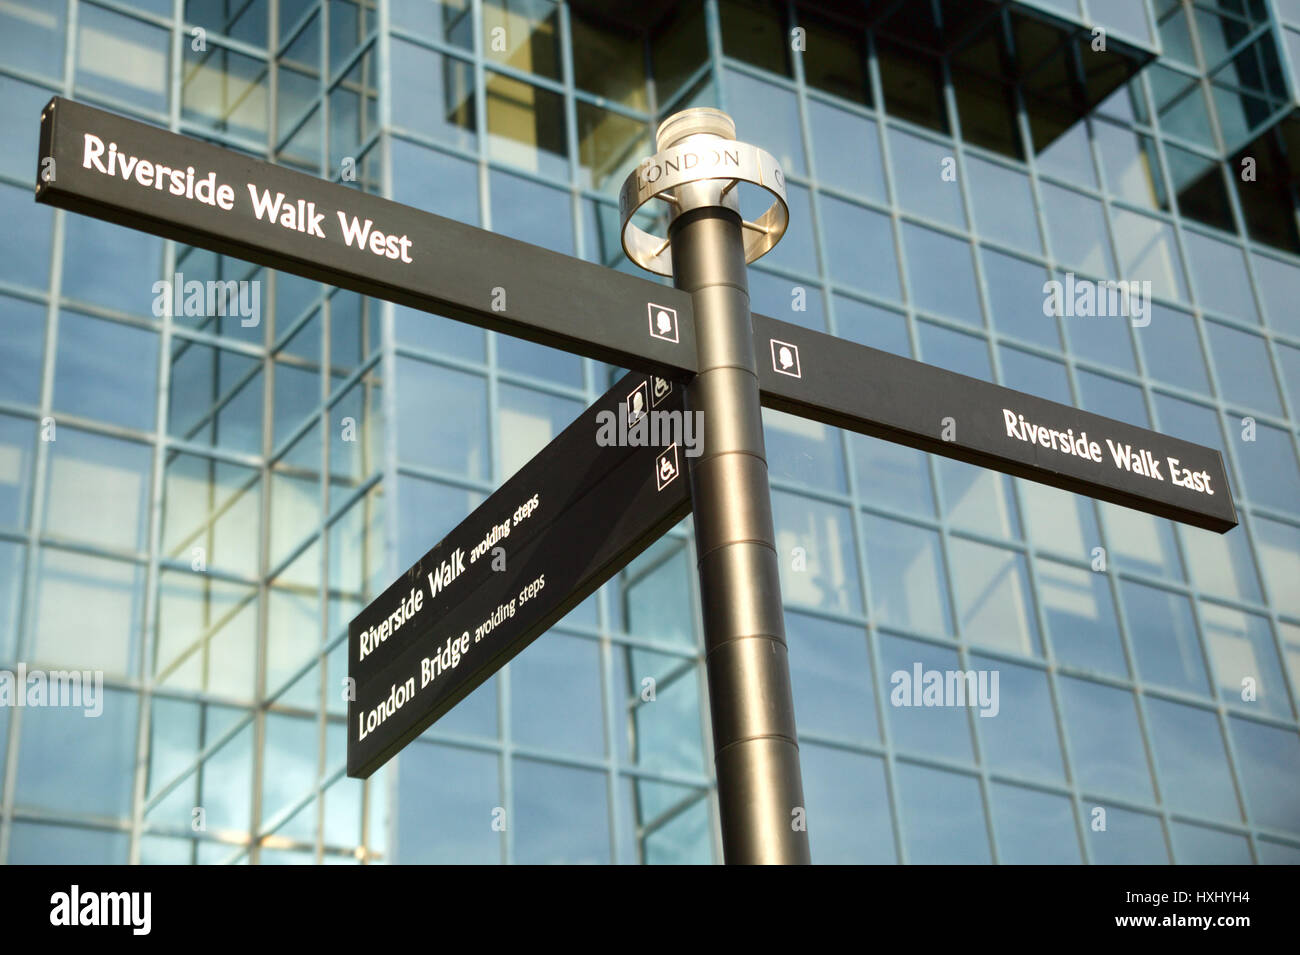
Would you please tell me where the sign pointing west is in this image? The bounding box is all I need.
[35,96,697,380]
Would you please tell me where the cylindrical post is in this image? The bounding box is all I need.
[660,113,810,864]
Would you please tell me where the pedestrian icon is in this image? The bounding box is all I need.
[770,338,801,378]
[651,376,671,407]
[648,303,679,343]
[627,381,649,424]
[656,444,680,490]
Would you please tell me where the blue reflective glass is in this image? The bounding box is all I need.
[982,249,1060,350]
[0,182,52,292]
[1059,677,1155,801]
[917,321,992,380]
[396,741,500,863]
[801,745,895,863]
[1120,579,1208,694]
[724,68,805,175]
[15,687,139,818]
[1204,320,1284,415]
[394,357,488,477]
[1039,558,1126,676]
[1144,697,1241,821]
[821,195,901,303]
[513,758,610,863]
[1170,822,1252,863]
[1085,805,1169,863]
[808,98,885,201]
[54,313,159,431]
[895,762,991,863]
[967,156,1041,253]
[1228,716,1300,834]
[947,538,1039,655]
[1183,230,1258,322]
[772,490,862,615]
[786,611,876,742]
[903,223,981,326]
[865,516,952,636]
[0,294,45,407]
[489,169,573,255]
[1041,183,1115,276]
[834,295,910,356]
[510,632,604,757]
[990,783,1080,864]
[970,655,1065,783]
[889,128,965,229]
[878,635,972,762]
[1252,252,1300,337]
[390,137,480,223]
[1200,602,1291,719]
[1140,304,1211,396]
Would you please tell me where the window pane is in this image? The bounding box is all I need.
[44,429,152,553]
[971,656,1065,782]
[1200,602,1291,719]
[990,783,1080,864]
[982,249,1059,349]
[1120,579,1209,694]
[786,611,876,742]
[1204,320,1283,416]
[808,99,884,201]
[394,358,487,477]
[864,515,952,636]
[879,635,973,762]
[486,73,567,179]
[801,745,895,863]
[1040,558,1125,676]
[903,224,981,326]
[896,763,991,863]
[967,156,1041,253]
[78,4,170,114]
[1228,716,1300,834]
[510,633,604,757]
[512,758,610,863]
[773,491,862,615]
[1139,304,1210,396]
[948,538,1039,656]
[15,687,138,818]
[1144,697,1241,821]
[724,68,805,175]
[1085,804,1169,863]
[821,196,900,303]
[889,128,964,229]
[396,741,500,863]
[1059,676,1154,802]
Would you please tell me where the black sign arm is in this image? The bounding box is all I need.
[34,97,698,380]
[752,313,1238,533]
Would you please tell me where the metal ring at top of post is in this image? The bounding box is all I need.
[618,108,789,276]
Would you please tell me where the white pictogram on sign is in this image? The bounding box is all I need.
[656,444,680,491]
[648,304,679,343]
[651,376,671,407]
[770,339,801,378]
[627,381,649,424]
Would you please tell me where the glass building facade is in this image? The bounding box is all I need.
[0,0,1298,864]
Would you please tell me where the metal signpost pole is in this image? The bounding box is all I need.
[623,109,810,864]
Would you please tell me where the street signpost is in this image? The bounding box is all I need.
[752,313,1237,533]
[347,371,690,779]
[35,97,1240,864]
